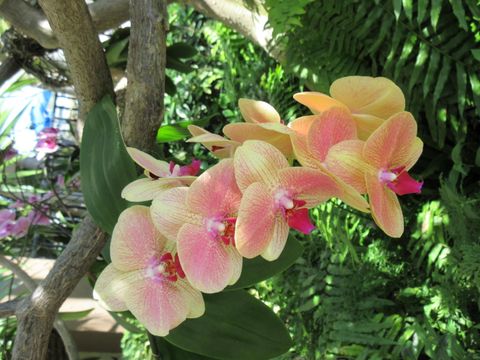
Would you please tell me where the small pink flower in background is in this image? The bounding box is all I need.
[0,210,15,239]
[121,147,200,202]
[233,140,341,261]
[94,206,204,336]
[11,216,30,238]
[56,175,65,187]
[27,207,50,226]
[151,160,243,293]
[36,127,59,153]
[4,146,17,161]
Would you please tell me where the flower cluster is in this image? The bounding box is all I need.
[94,76,423,336]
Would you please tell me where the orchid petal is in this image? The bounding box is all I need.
[93,264,128,311]
[187,159,242,218]
[235,182,276,258]
[111,206,169,271]
[387,171,423,195]
[177,223,242,293]
[287,208,315,235]
[364,112,418,170]
[151,187,202,242]
[404,137,424,171]
[330,76,405,119]
[261,215,289,261]
[234,140,289,192]
[325,140,368,194]
[187,126,240,158]
[352,114,386,140]
[238,98,281,123]
[122,178,184,202]
[277,167,339,208]
[0,209,15,226]
[288,115,321,168]
[12,217,29,238]
[365,173,404,237]
[307,107,357,163]
[223,123,293,159]
[123,271,204,336]
[127,147,170,177]
[293,92,348,113]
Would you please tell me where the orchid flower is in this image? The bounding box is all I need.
[0,210,16,239]
[150,160,243,293]
[94,206,204,336]
[294,76,405,139]
[289,107,370,212]
[36,127,59,153]
[325,112,423,236]
[233,140,341,261]
[188,99,294,159]
[187,125,240,159]
[121,147,200,202]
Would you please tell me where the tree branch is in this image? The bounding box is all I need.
[0,56,21,86]
[0,298,21,318]
[0,0,129,49]
[12,0,114,357]
[0,255,78,360]
[122,0,168,151]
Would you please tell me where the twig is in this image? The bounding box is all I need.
[0,298,22,318]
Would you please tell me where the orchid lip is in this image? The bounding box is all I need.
[205,216,236,246]
[146,253,184,283]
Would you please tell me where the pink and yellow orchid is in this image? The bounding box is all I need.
[94,206,204,336]
[233,140,341,261]
[289,107,370,212]
[187,125,240,159]
[326,112,423,237]
[121,147,200,202]
[150,160,243,293]
[188,99,294,159]
[294,76,405,140]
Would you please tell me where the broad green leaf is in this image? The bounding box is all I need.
[106,37,129,67]
[155,337,215,360]
[165,291,292,360]
[472,49,480,62]
[165,76,177,96]
[227,236,303,290]
[156,125,190,143]
[167,43,198,59]
[59,308,94,321]
[80,96,137,234]
[167,57,194,73]
[156,118,211,143]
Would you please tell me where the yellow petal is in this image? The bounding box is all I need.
[238,98,281,123]
[288,115,322,168]
[293,92,348,114]
[330,76,405,119]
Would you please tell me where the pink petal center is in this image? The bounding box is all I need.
[206,217,237,246]
[178,159,201,176]
[275,188,315,234]
[147,252,186,283]
[379,166,423,196]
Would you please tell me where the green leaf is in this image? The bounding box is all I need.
[165,291,292,360]
[402,0,413,21]
[393,0,402,20]
[433,57,451,105]
[80,96,137,234]
[423,49,440,99]
[227,236,303,290]
[167,57,194,73]
[154,337,215,360]
[455,63,467,115]
[167,42,198,59]
[58,308,94,321]
[165,76,177,96]
[471,49,480,62]
[156,125,190,143]
[470,72,480,116]
[417,0,429,24]
[156,118,211,143]
[106,37,129,68]
[448,0,468,30]
[430,0,442,30]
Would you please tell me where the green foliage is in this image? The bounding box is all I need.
[164,291,292,359]
[80,96,136,235]
[265,0,480,165]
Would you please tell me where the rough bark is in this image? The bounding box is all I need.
[123,0,167,152]
[0,56,21,86]
[12,0,114,358]
[0,0,129,49]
